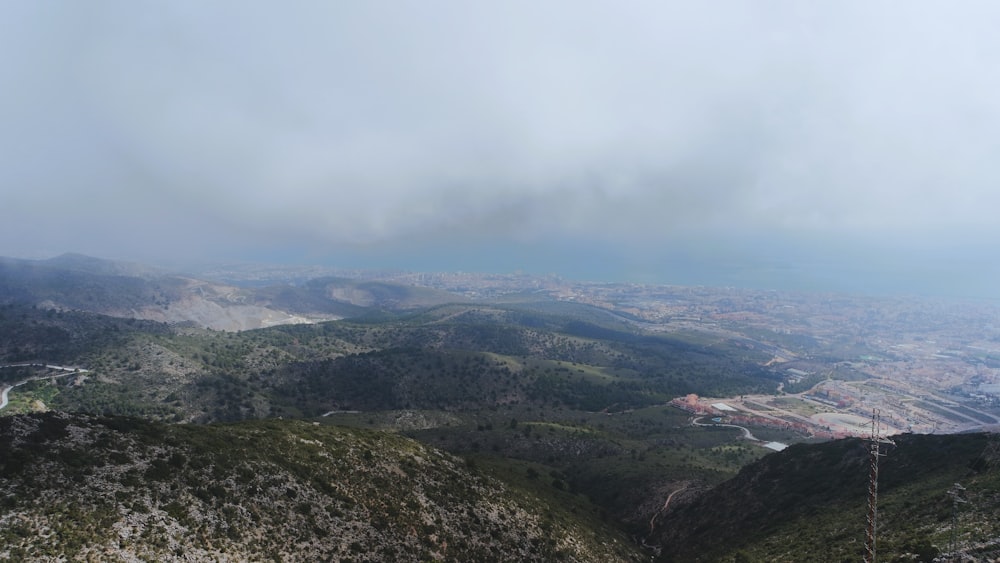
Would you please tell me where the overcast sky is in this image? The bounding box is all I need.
[3,2,1000,295]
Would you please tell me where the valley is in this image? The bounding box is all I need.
[1,254,999,561]
[9,2,1000,560]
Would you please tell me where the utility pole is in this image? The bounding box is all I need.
[864,409,894,563]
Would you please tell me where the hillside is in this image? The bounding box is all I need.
[5,257,1000,562]
[0,301,786,539]
[0,412,643,562]
[0,255,466,330]
[653,432,1000,562]
[0,300,778,421]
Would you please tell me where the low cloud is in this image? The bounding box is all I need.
[3,2,1000,291]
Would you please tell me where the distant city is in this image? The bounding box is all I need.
[200,262,1000,438]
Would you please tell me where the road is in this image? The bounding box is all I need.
[692,416,759,441]
[0,380,29,411]
[0,363,89,373]
[0,364,88,412]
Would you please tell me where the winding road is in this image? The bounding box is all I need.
[692,416,759,441]
[0,364,88,412]
[0,381,27,411]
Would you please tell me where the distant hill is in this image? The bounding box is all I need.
[0,303,170,364]
[9,257,1000,562]
[0,300,778,421]
[38,253,167,277]
[303,276,470,309]
[653,432,1000,562]
[0,412,642,562]
[0,299,786,542]
[0,254,467,330]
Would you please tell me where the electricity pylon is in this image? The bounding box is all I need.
[864,409,895,563]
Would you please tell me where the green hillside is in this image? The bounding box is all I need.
[0,302,788,544]
[0,302,778,421]
[4,268,1000,562]
[0,412,643,562]
[654,432,1000,562]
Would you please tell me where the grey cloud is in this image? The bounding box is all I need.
[3,1,1000,291]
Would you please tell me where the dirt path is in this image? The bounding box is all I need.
[649,483,690,533]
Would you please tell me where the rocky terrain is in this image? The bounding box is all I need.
[5,254,1000,562]
[0,412,642,562]
[0,254,464,331]
[653,432,1000,562]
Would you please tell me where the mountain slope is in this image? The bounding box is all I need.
[653,432,1000,562]
[0,412,643,562]
[0,255,469,330]
[0,299,779,422]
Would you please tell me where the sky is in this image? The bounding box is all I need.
[3,2,1000,296]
